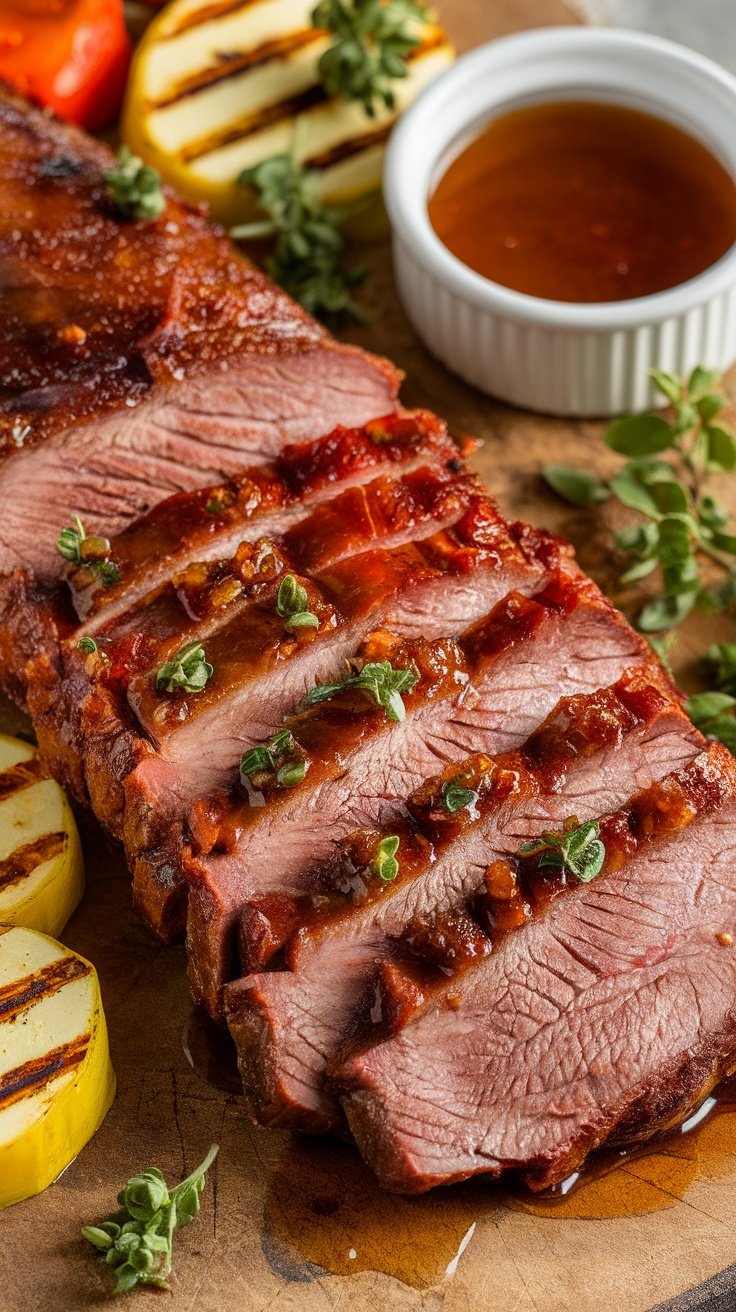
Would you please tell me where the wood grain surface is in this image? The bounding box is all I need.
[4,3,736,1310]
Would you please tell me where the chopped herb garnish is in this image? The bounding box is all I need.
[56,516,120,587]
[240,728,308,788]
[371,834,400,882]
[441,780,478,814]
[155,642,213,695]
[76,636,98,654]
[205,498,223,515]
[304,660,418,721]
[276,759,309,787]
[82,1144,218,1294]
[518,819,605,884]
[312,0,429,116]
[56,516,87,563]
[104,146,166,221]
[275,574,319,631]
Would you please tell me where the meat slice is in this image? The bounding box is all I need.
[0,88,400,587]
[187,573,646,1017]
[69,412,459,631]
[335,745,736,1194]
[225,676,704,1132]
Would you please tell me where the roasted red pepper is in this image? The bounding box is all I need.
[0,0,130,130]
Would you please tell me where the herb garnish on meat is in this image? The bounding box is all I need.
[518,819,606,884]
[275,574,319,630]
[371,834,400,882]
[240,728,309,788]
[155,641,213,695]
[56,515,120,586]
[304,660,418,721]
[104,146,165,221]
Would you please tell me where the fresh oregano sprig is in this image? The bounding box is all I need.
[312,0,429,117]
[518,819,606,884]
[82,1145,218,1294]
[105,146,166,221]
[686,690,736,754]
[231,153,368,320]
[155,641,213,695]
[276,574,319,630]
[304,659,418,721]
[543,366,736,633]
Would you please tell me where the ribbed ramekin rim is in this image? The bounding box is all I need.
[384,26,736,332]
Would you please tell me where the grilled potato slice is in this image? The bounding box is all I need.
[122,0,454,226]
[0,734,84,938]
[0,925,115,1209]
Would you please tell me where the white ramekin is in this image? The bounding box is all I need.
[383,28,736,416]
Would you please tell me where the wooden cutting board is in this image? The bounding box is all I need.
[4,3,736,1309]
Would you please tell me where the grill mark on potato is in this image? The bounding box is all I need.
[0,1033,90,1109]
[177,39,440,163]
[0,831,66,892]
[152,29,325,110]
[0,755,46,801]
[305,122,393,171]
[0,955,91,1025]
[166,0,269,37]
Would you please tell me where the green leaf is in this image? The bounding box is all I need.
[706,425,736,472]
[687,691,736,720]
[542,464,611,507]
[605,414,675,457]
[687,365,721,400]
[699,494,729,530]
[649,369,683,405]
[304,660,418,722]
[712,531,736,556]
[697,393,724,423]
[636,590,697,632]
[104,146,166,222]
[649,480,689,515]
[517,819,606,884]
[440,780,478,814]
[276,759,309,787]
[704,642,736,697]
[615,522,658,555]
[609,466,662,517]
[76,636,98,654]
[673,400,697,434]
[371,834,400,883]
[620,557,658,585]
[155,641,214,695]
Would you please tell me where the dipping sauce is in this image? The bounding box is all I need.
[428,101,736,303]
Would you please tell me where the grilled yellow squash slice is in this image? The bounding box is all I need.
[122,0,454,226]
[0,925,115,1209]
[0,734,84,938]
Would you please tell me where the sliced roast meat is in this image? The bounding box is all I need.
[187,572,647,1016]
[225,675,704,1131]
[121,494,559,809]
[69,412,459,631]
[0,86,400,591]
[335,745,736,1193]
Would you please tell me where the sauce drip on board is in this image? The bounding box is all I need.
[183,1016,736,1285]
[429,101,736,303]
